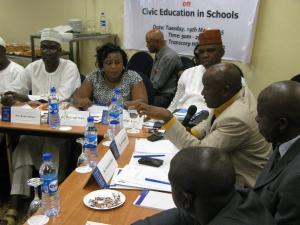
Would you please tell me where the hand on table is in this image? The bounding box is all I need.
[136,103,173,123]
[72,97,93,111]
[1,91,30,106]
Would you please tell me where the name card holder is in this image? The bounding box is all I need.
[92,150,118,189]
[60,110,89,126]
[110,128,129,159]
[11,107,41,125]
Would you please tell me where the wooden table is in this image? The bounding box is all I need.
[31,136,160,225]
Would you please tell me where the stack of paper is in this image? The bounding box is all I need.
[134,190,176,210]
[135,139,179,154]
[112,165,171,192]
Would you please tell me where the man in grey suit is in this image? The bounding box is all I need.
[253,80,300,225]
[132,147,275,225]
[146,29,182,107]
[137,63,272,188]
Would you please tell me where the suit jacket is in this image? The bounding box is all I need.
[254,137,300,225]
[132,191,276,225]
[165,87,272,187]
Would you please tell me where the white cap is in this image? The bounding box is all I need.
[0,36,6,48]
[41,28,63,45]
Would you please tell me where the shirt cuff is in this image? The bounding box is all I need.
[191,127,204,138]
[162,116,177,131]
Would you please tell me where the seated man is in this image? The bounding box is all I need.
[137,63,272,188]
[0,29,81,224]
[0,37,24,143]
[253,80,300,225]
[146,29,182,107]
[0,36,24,93]
[133,146,275,225]
[168,29,224,113]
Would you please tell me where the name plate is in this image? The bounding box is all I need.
[92,150,118,188]
[11,107,41,125]
[110,128,129,159]
[60,110,89,126]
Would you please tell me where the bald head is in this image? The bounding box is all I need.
[146,29,165,53]
[257,81,300,143]
[201,63,243,108]
[169,147,235,198]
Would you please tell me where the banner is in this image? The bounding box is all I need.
[124,0,261,63]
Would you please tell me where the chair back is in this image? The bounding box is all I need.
[127,51,153,78]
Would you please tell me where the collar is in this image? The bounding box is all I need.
[279,134,300,157]
[214,88,242,118]
[155,46,168,60]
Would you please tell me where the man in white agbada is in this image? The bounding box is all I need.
[0,36,24,93]
[0,29,80,224]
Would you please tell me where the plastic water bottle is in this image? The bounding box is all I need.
[99,12,108,34]
[84,116,98,168]
[39,152,60,216]
[107,97,121,139]
[114,88,124,128]
[48,87,60,128]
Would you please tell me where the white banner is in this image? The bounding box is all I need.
[124,0,261,63]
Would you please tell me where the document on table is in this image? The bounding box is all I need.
[114,165,171,192]
[134,190,176,210]
[109,168,142,190]
[135,139,179,154]
[86,221,110,225]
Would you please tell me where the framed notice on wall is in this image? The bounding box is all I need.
[124,0,261,63]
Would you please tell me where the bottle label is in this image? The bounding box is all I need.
[86,134,97,143]
[49,103,59,114]
[100,20,106,26]
[42,177,58,194]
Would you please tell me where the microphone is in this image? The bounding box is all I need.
[182,105,197,126]
[188,110,209,127]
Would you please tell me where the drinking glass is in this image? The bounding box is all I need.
[27,178,43,216]
[127,106,140,134]
[76,137,89,168]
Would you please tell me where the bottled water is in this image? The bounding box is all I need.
[99,12,108,34]
[114,88,124,128]
[84,116,98,146]
[39,152,60,216]
[107,97,121,139]
[48,87,60,128]
[84,116,98,168]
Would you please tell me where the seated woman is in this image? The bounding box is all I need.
[73,43,148,110]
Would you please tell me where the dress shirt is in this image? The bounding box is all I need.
[279,134,300,157]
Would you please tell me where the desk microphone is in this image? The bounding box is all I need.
[182,105,197,126]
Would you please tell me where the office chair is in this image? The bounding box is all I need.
[127,51,153,78]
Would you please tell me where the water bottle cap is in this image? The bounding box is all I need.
[50,87,56,93]
[114,88,121,94]
[111,97,117,102]
[42,152,52,161]
[87,116,94,123]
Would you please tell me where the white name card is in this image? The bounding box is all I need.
[93,150,118,188]
[110,128,129,159]
[11,107,41,125]
[60,110,89,126]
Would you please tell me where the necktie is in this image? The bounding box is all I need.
[270,146,281,171]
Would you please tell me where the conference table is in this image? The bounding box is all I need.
[0,121,160,224]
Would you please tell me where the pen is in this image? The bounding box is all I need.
[133,154,165,158]
[145,178,170,185]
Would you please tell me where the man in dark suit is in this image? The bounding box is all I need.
[132,146,275,225]
[254,80,300,225]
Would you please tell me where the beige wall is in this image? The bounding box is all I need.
[1,0,300,95]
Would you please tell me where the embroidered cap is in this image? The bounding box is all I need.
[199,29,222,46]
[0,36,6,48]
[41,28,63,45]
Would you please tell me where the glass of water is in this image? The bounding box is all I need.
[27,178,43,216]
[127,106,140,134]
